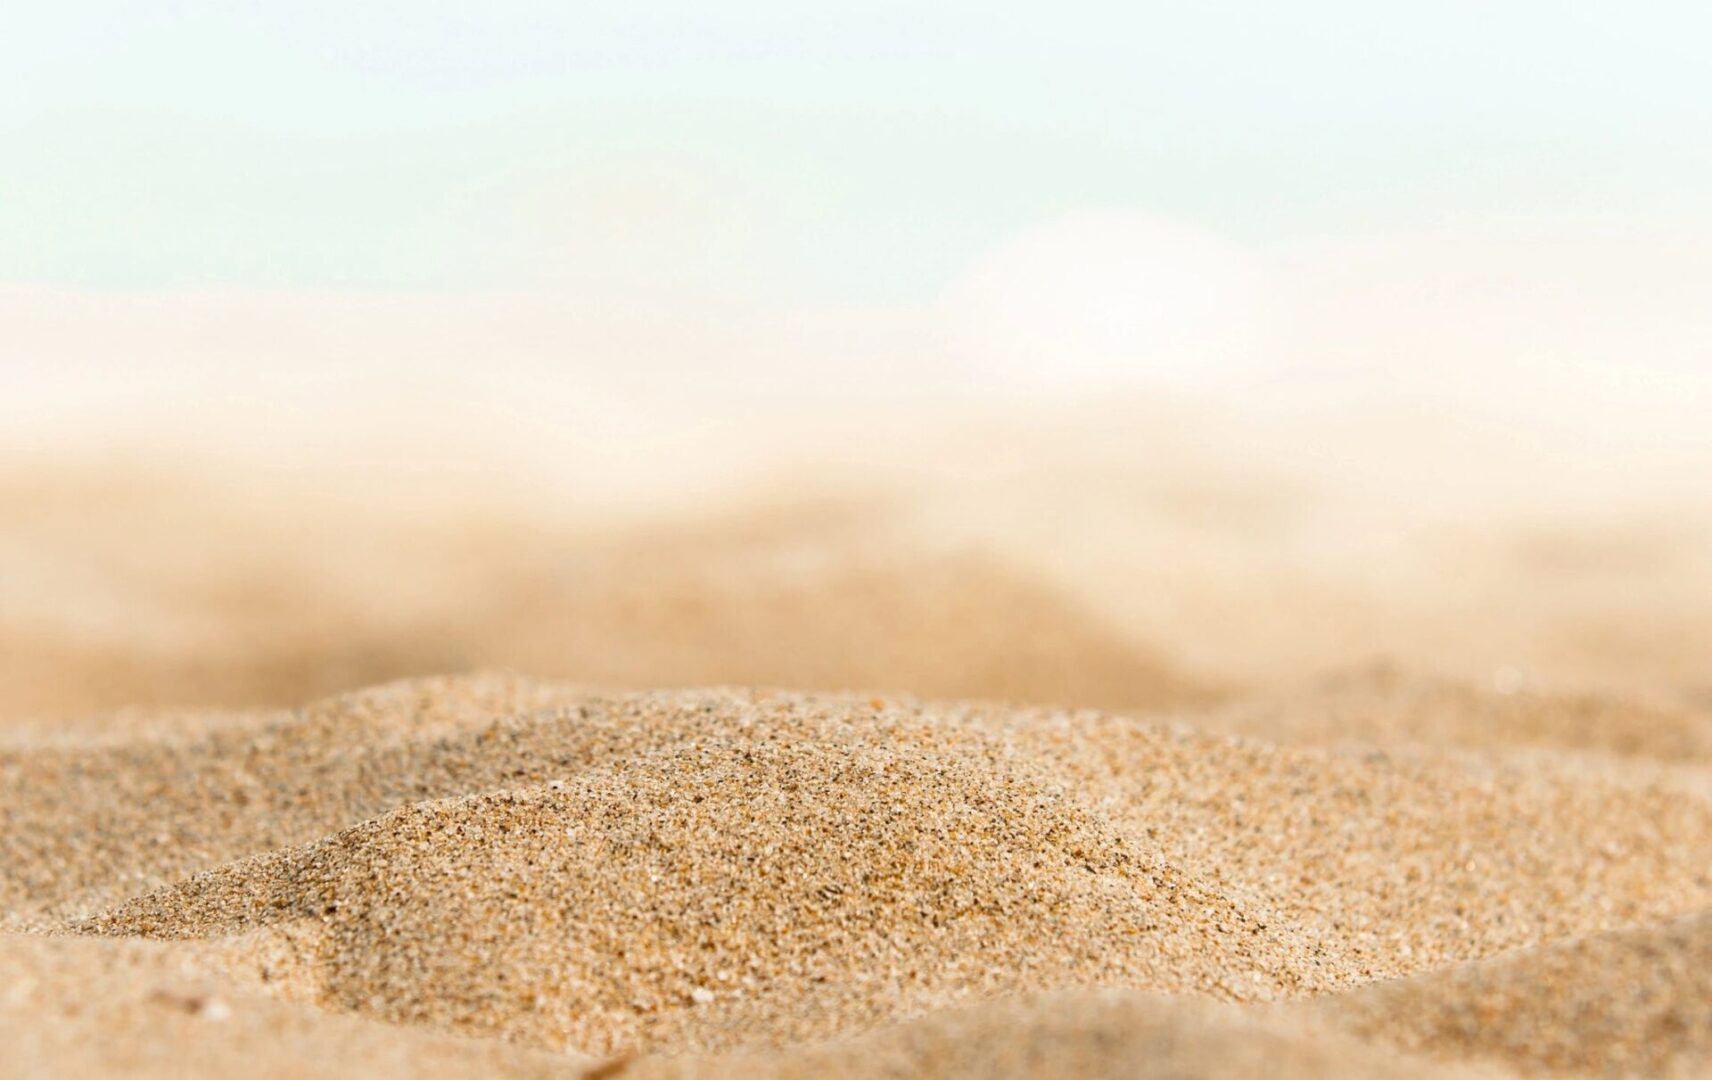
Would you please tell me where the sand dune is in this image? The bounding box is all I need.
[83,737,1304,1054]
[0,673,1703,1074]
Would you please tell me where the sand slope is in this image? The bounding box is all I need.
[0,931,594,1080]
[0,675,1705,1075]
[1318,911,1712,1076]
[637,991,1486,1079]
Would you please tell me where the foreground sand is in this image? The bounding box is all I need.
[4,413,1711,1077]
[4,673,1710,1077]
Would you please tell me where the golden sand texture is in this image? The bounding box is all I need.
[633,991,1487,1079]
[85,755,1306,1055]
[0,674,1700,1076]
[1318,911,1712,1076]
[0,674,588,922]
[0,931,591,1079]
[5,931,1493,1080]
[67,681,1327,1055]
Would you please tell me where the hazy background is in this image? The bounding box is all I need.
[4,3,1712,724]
[6,2,1711,481]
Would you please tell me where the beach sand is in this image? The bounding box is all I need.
[4,410,1711,1077]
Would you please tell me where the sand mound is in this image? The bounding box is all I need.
[0,673,589,921]
[7,672,1702,932]
[7,674,1709,1071]
[1319,910,1712,1076]
[5,674,1695,1065]
[1194,661,1712,763]
[82,739,1316,1055]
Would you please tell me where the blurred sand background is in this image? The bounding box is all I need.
[5,289,1711,728]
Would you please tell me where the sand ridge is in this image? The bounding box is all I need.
[0,674,1704,1074]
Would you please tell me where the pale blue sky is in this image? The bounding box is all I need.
[5,2,1710,295]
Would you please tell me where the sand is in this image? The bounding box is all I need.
[4,425,1712,1078]
[4,675,1709,1076]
